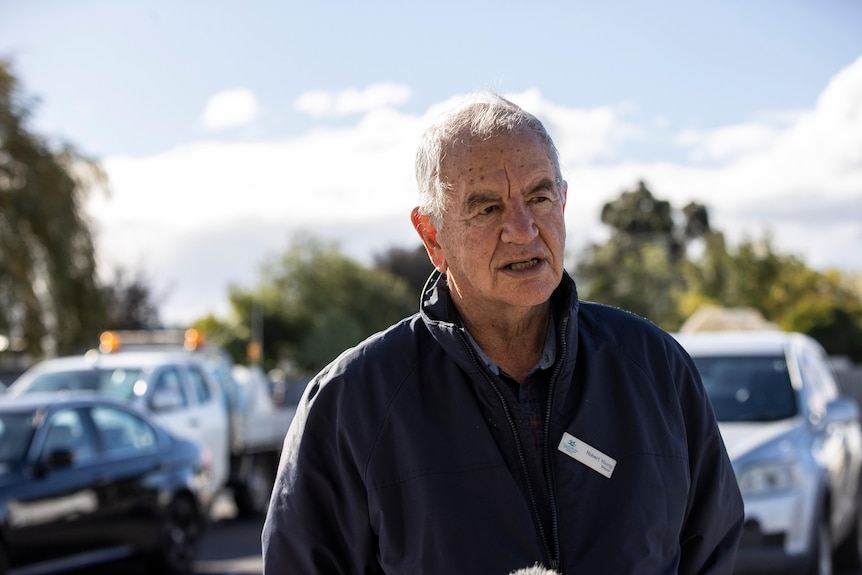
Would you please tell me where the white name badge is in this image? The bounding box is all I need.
[558,432,617,479]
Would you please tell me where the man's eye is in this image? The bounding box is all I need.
[478,205,498,215]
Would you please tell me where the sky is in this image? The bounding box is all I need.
[2,0,861,326]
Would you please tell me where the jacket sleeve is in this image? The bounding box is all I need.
[675,348,745,574]
[261,374,382,575]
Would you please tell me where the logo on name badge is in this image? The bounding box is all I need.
[557,432,617,479]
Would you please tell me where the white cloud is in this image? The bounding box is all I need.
[293,90,334,118]
[675,123,778,162]
[200,88,259,130]
[294,83,411,118]
[571,54,862,270]
[91,104,426,323]
[96,112,422,232]
[91,57,862,324]
[505,88,639,166]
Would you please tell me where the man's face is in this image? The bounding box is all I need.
[414,128,567,318]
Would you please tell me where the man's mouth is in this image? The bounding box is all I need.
[505,258,541,271]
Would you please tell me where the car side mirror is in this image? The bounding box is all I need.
[44,448,75,468]
[821,396,860,426]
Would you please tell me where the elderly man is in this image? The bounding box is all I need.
[262,92,743,574]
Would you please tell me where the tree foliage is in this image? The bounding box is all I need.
[101,267,162,330]
[373,244,435,298]
[577,180,862,361]
[0,60,107,356]
[195,235,416,375]
[577,180,711,327]
[687,242,862,360]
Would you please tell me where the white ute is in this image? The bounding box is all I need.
[7,329,297,517]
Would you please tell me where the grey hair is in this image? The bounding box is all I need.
[414,91,563,226]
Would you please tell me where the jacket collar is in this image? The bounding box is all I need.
[419,270,580,375]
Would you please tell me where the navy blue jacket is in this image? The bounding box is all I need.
[262,272,743,574]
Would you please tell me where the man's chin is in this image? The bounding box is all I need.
[502,279,559,308]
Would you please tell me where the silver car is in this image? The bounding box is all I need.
[673,330,862,575]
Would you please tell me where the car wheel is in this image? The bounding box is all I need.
[0,542,8,575]
[149,494,203,574]
[834,504,862,569]
[808,513,833,575]
[234,455,273,517]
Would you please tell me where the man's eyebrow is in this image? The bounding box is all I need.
[527,176,558,193]
[462,191,500,212]
[461,177,558,212]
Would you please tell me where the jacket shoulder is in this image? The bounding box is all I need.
[574,301,697,391]
[318,314,427,388]
[298,314,428,429]
[577,301,678,350]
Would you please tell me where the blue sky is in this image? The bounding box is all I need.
[2,1,862,325]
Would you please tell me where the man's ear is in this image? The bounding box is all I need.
[410,207,447,272]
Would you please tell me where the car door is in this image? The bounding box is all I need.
[184,361,230,495]
[87,404,164,548]
[797,340,862,536]
[146,363,228,497]
[5,407,104,566]
[146,364,196,442]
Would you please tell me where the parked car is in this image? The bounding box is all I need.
[0,393,210,574]
[673,330,862,575]
[6,329,297,517]
[6,349,230,505]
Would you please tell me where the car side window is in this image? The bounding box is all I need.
[27,370,100,394]
[149,367,189,412]
[41,409,97,464]
[798,345,839,417]
[0,413,35,464]
[91,406,158,456]
[187,364,213,405]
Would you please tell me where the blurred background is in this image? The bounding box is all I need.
[1,0,861,381]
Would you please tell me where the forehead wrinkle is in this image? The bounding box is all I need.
[442,131,557,214]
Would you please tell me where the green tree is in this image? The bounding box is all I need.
[0,60,107,357]
[600,180,675,242]
[197,235,416,375]
[577,181,862,359]
[576,180,710,328]
[783,298,862,362]
[685,235,862,360]
[374,244,435,298]
[684,234,859,324]
[577,240,681,326]
[101,267,162,330]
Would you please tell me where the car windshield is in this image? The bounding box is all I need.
[692,355,798,422]
[0,412,38,464]
[16,368,145,402]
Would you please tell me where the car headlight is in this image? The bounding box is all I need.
[737,462,797,496]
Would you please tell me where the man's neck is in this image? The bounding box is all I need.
[460,302,551,383]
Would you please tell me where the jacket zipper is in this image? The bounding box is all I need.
[542,314,568,572]
[457,332,557,570]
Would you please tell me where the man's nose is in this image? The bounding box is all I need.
[500,201,538,243]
